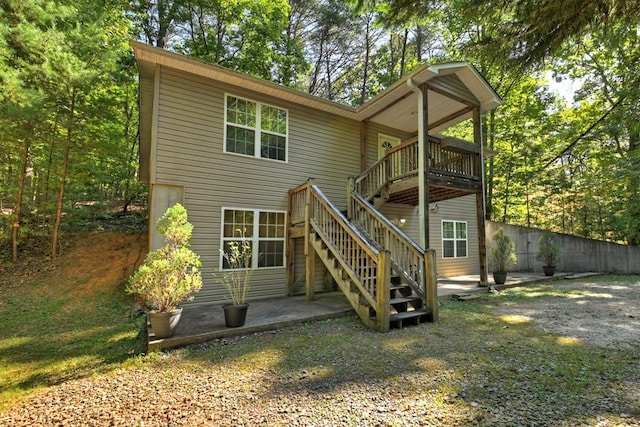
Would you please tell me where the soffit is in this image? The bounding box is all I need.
[356,63,502,133]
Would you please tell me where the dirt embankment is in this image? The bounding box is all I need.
[0,232,147,293]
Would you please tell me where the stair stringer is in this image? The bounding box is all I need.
[308,231,388,332]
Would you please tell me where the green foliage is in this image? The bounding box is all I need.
[536,230,560,267]
[175,0,293,82]
[126,204,202,312]
[0,0,140,244]
[213,232,253,305]
[488,227,517,273]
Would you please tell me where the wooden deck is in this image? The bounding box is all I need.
[355,135,485,205]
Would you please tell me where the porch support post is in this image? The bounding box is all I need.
[286,190,295,296]
[407,78,429,249]
[474,107,489,286]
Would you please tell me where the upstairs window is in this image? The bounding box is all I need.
[442,220,467,258]
[225,95,287,162]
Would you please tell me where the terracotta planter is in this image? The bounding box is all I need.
[543,266,556,276]
[493,271,507,285]
[149,308,183,338]
[223,303,249,327]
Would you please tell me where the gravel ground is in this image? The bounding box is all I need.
[490,280,640,349]
[2,279,640,427]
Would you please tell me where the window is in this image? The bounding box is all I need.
[442,220,467,258]
[221,208,286,269]
[225,95,287,161]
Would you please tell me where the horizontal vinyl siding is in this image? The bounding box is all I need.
[430,195,480,277]
[154,67,361,305]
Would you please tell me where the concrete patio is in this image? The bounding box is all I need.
[148,271,599,351]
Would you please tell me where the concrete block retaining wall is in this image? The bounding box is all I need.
[486,221,640,274]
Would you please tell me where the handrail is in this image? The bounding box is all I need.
[348,190,427,303]
[289,180,390,330]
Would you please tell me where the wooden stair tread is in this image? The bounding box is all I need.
[390,296,421,304]
[390,309,430,321]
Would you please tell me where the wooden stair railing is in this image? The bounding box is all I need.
[346,187,438,322]
[288,180,391,332]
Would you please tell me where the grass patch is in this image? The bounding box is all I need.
[0,233,146,410]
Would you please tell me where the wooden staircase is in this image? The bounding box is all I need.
[389,275,431,328]
[288,178,438,332]
[309,229,431,330]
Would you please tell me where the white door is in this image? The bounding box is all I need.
[378,134,401,160]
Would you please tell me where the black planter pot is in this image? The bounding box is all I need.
[543,265,556,276]
[493,271,508,285]
[223,303,249,327]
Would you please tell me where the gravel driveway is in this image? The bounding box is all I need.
[490,279,640,349]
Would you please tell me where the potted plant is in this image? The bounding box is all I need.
[126,203,202,338]
[488,228,517,285]
[536,230,560,276]
[214,234,254,327]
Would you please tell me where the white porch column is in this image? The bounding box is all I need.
[407,78,429,248]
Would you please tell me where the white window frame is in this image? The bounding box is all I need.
[223,94,289,162]
[441,220,468,259]
[220,207,287,270]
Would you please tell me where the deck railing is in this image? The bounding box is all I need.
[354,136,480,201]
[289,180,390,331]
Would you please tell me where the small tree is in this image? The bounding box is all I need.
[489,228,517,273]
[214,231,254,305]
[126,204,202,312]
[536,230,560,267]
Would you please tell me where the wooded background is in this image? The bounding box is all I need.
[2,0,639,261]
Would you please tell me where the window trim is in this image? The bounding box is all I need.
[441,220,468,259]
[220,207,287,270]
[223,94,289,163]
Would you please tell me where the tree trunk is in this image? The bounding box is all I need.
[12,136,31,262]
[400,28,408,76]
[359,17,371,105]
[52,88,76,258]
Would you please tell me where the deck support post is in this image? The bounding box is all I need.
[286,187,295,295]
[473,107,489,286]
[424,248,439,322]
[286,235,296,296]
[376,250,391,332]
[304,179,316,301]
